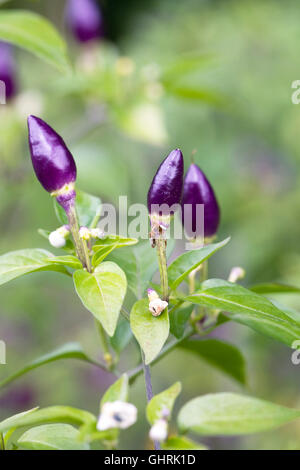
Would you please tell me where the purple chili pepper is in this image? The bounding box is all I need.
[0,41,17,101]
[66,0,104,43]
[27,116,77,210]
[181,163,220,239]
[147,149,184,215]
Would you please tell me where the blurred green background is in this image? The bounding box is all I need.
[1,0,300,450]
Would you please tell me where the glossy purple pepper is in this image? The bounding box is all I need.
[181,163,220,238]
[147,149,184,215]
[66,0,104,43]
[27,116,77,195]
[0,41,17,101]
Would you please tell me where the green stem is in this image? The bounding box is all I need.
[0,433,5,450]
[95,320,113,370]
[156,238,168,300]
[66,203,88,270]
[82,239,92,273]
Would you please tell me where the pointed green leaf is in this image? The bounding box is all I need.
[130,299,169,365]
[0,406,96,434]
[186,279,300,347]
[47,255,82,270]
[0,343,100,389]
[147,382,182,424]
[110,319,133,354]
[178,393,300,435]
[251,283,300,295]
[17,424,90,450]
[0,249,69,286]
[92,236,138,267]
[170,304,193,339]
[109,239,175,299]
[168,238,230,290]
[54,190,101,228]
[178,339,246,385]
[0,10,70,73]
[100,374,129,409]
[73,262,127,336]
[163,435,207,450]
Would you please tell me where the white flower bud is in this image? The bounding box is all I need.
[147,288,159,302]
[79,227,91,241]
[90,228,105,239]
[228,266,246,283]
[97,401,137,431]
[149,419,168,442]
[149,299,168,317]
[49,230,66,248]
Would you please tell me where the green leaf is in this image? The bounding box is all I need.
[0,406,96,434]
[0,343,99,389]
[146,382,181,424]
[110,319,132,354]
[54,189,101,228]
[109,239,175,299]
[47,255,82,270]
[178,393,300,436]
[92,236,138,267]
[0,249,69,286]
[73,262,127,336]
[170,304,193,339]
[100,374,129,409]
[17,424,90,451]
[163,435,207,450]
[0,10,70,73]
[165,84,227,107]
[168,238,230,290]
[186,279,300,347]
[251,283,300,295]
[130,299,170,365]
[178,339,246,385]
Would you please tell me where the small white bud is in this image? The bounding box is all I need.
[147,288,159,302]
[149,298,168,317]
[149,419,168,442]
[90,228,105,239]
[228,266,246,283]
[79,227,91,241]
[49,230,66,248]
[97,401,137,431]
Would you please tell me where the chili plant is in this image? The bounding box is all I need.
[0,115,300,451]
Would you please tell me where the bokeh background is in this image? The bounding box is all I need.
[1,0,300,450]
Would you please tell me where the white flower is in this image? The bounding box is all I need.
[149,299,168,317]
[79,227,91,241]
[48,226,69,248]
[228,266,246,283]
[90,228,105,239]
[149,419,168,442]
[97,401,137,431]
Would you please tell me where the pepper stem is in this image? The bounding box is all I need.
[141,350,161,450]
[156,237,169,301]
[65,202,90,271]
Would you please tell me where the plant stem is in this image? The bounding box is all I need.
[66,202,89,270]
[0,433,5,450]
[156,238,168,300]
[141,350,160,450]
[95,319,113,370]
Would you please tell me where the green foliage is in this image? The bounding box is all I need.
[178,393,300,435]
[108,240,175,299]
[0,10,70,73]
[130,299,169,364]
[92,235,138,267]
[0,249,69,286]
[146,382,181,424]
[168,238,230,290]
[251,283,300,295]
[185,279,300,346]
[17,424,90,450]
[73,262,127,336]
[162,435,207,450]
[178,339,246,385]
[54,190,101,228]
[0,343,100,389]
[0,406,96,434]
[100,374,129,408]
[169,304,193,339]
[46,255,83,270]
[110,318,133,354]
